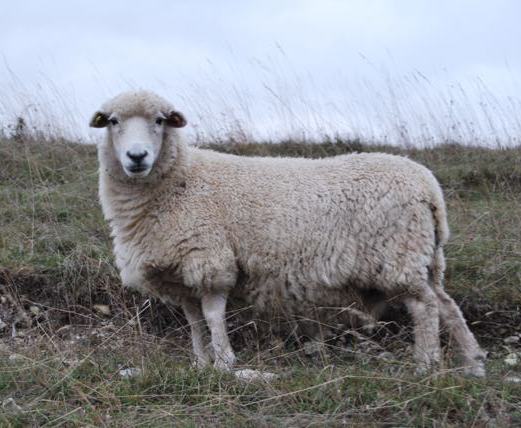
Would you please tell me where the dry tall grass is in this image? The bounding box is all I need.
[0,133,520,425]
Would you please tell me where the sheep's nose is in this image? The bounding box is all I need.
[126,150,148,163]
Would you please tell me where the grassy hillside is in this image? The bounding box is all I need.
[0,135,520,425]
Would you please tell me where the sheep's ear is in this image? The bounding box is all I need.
[89,111,109,128]
[165,110,187,128]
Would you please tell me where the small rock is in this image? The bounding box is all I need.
[504,335,520,345]
[2,398,22,414]
[505,376,521,384]
[93,304,111,316]
[234,369,277,382]
[0,296,7,304]
[342,344,355,353]
[8,354,23,363]
[119,367,142,379]
[91,328,109,338]
[504,353,519,367]
[62,359,79,368]
[303,341,324,356]
[376,351,396,361]
[0,318,6,331]
[14,330,26,338]
[29,306,40,316]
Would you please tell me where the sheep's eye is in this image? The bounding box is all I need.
[155,117,163,125]
[109,118,119,126]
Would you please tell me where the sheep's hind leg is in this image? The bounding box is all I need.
[404,286,441,374]
[434,288,486,377]
[183,299,212,368]
[201,292,236,371]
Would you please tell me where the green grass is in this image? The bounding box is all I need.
[0,336,520,426]
[1,135,521,425]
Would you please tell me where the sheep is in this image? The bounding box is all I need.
[90,90,486,377]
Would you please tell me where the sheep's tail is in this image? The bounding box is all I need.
[430,182,450,290]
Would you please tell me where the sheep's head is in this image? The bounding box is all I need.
[90,91,186,179]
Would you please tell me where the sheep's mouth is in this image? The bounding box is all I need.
[128,165,148,173]
[124,165,151,177]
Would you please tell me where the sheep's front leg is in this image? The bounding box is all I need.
[201,292,236,370]
[182,299,212,367]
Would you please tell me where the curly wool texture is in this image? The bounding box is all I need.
[97,93,448,312]
[95,90,487,377]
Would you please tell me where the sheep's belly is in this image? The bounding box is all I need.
[232,273,355,315]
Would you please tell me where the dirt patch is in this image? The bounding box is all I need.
[1,268,519,351]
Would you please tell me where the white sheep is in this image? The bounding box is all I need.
[90,90,486,377]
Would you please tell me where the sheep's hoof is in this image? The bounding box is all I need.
[191,357,212,369]
[463,362,486,378]
[413,362,441,378]
[213,353,236,371]
[462,352,486,378]
[233,369,277,382]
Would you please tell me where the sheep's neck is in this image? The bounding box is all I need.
[106,182,158,241]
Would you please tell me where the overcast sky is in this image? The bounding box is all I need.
[1,1,520,145]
